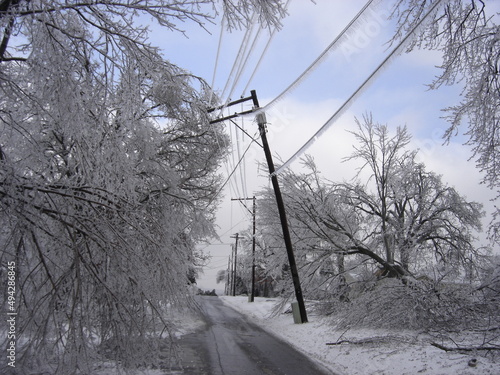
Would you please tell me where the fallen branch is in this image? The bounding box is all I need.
[431,342,500,352]
[326,337,392,346]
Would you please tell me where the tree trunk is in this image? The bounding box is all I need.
[337,252,345,274]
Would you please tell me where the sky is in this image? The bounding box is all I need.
[146,0,498,292]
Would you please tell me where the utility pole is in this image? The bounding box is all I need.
[250,90,308,323]
[230,233,239,296]
[251,196,256,302]
[225,257,231,296]
[232,196,257,302]
[208,91,308,322]
[228,248,233,296]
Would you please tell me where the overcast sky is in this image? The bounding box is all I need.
[147,0,498,292]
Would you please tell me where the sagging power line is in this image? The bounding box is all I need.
[272,0,445,175]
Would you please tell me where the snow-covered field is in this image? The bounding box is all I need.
[220,296,499,375]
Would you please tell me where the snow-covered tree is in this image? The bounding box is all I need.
[390,0,500,242]
[216,269,227,284]
[0,0,287,373]
[227,224,279,297]
[256,115,485,301]
[344,115,484,278]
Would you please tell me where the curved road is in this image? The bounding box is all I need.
[167,296,331,375]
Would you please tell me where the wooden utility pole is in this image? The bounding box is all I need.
[230,233,239,296]
[232,196,257,302]
[251,196,256,302]
[208,91,308,322]
[250,90,308,323]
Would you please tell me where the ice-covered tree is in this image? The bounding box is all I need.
[344,115,484,278]
[390,0,500,242]
[0,0,287,373]
[256,115,485,300]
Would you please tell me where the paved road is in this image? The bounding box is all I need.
[166,296,331,375]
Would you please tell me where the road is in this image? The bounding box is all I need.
[166,296,331,375]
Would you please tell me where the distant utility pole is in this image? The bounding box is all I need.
[209,91,308,323]
[225,257,231,296]
[232,196,256,302]
[227,248,233,296]
[230,233,239,296]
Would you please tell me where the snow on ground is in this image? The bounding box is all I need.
[220,296,499,375]
[92,305,206,375]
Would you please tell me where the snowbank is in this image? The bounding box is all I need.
[220,296,499,375]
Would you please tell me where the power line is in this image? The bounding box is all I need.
[196,217,248,253]
[207,139,255,209]
[251,0,377,115]
[230,119,262,148]
[240,0,291,97]
[228,124,243,199]
[241,119,248,200]
[209,13,225,106]
[241,26,278,97]
[272,0,446,176]
[235,115,251,201]
[226,24,263,102]
[221,12,257,101]
[209,121,241,207]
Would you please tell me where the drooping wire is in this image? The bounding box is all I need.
[207,139,256,209]
[196,217,250,253]
[220,12,257,101]
[205,13,236,202]
[252,0,379,115]
[241,0,291,97]
[241,26,278,97]
[235,112,246,199]
[210,122,241,205]
[241,117,248,200]
[209,13,257,124]
[209,13,225,106]
[212,17,259,204]
[228,123,243,199]
[226,24,263,102]
[230,119,262,147]
[272,0,447,176]
[205,12,263,220]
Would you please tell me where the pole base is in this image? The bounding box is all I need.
[291,301,303,324]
